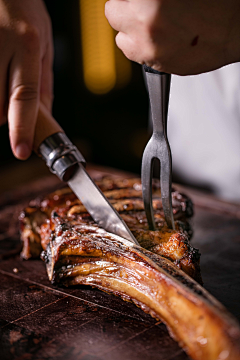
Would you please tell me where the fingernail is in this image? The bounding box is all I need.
[15,143,31,160]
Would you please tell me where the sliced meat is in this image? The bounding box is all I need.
[41,214,240,360]
[19,177,198,282]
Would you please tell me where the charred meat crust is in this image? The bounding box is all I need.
[42,215,240,360]
[20,177,240,359]
[19,177,200,282]
[19,207,48,260]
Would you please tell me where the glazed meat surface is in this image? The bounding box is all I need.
[42,213,240,360]
[20,177,201,282]
[19,177,240,360]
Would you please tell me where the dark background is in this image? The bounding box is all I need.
[0,0,150,192]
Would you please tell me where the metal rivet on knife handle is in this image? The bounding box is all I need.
[34,104,86,182]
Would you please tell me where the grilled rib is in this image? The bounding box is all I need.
[19,177,240,359]
[20,177,200,282]
[41,213,240,360]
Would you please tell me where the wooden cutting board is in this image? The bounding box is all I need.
[0,168,240,360]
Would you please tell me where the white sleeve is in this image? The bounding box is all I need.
[167,63,240,201]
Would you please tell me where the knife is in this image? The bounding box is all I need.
[34,104,139,246]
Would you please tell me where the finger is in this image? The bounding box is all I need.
[8,43,40,160]
[115,31,140,62]
[116,31,163,70]
[40,40,54,112]
[105,0,132,33]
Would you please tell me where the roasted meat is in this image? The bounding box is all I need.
[41,213,240,360]
[20,177,201,282]
[19,177,240,360]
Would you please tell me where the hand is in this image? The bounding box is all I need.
[0,0,53,159]
[105,0,240,75]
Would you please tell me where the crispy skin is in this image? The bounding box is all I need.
[42,214,240,360]
[19,178,200,282]
[20,177,240,359]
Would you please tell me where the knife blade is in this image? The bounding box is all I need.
[68,163,139,244]
[34,104,139,246]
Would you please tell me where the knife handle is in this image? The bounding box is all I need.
[34,103,86,181]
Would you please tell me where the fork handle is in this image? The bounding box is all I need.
[143,66,171,135]
[143,64,166,75]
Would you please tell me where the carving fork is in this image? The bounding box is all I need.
[141,65,175,230]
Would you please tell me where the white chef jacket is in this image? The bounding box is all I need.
[167,63,240,202]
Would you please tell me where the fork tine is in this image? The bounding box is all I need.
[141,138,156,230]
[141,65,175,230]
[159,141,175,229]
